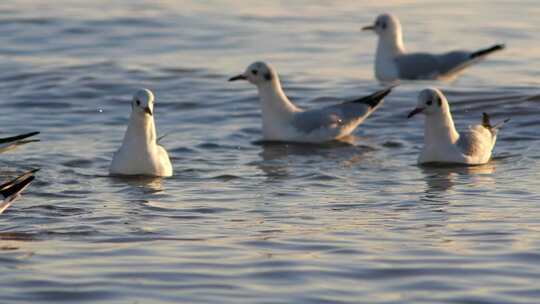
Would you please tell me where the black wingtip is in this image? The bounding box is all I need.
[470,44,505,59]
[348,86,394,108]
[482,112,492,129]
[0,175,34,199]
[26,168,41,175]
[0,131,40,144]
[0,169,39,192]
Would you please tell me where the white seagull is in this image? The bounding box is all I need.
[110,89,173,177]
[0,169,37,215]
[0,132,40,154]
[229,61,392,143]
[362,13,505,82]
[408,88,508,165]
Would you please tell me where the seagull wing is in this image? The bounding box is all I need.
[456,125,495,158]
[292,109,342,134]
[435,51,472,75]
[395,51,471,79]
[0,170,37,214]
[396,43,504,80]
[0,132,40,154]
[292,87,391,134]
[395,53,441,79]
[0,169,38,193]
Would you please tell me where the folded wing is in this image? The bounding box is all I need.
[292,88,391,134]
[396,51,470,79]
[456,125,495,158]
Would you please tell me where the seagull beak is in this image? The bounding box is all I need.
[362,24,375,31]
[144,107,153,116]
[228,74,247,82]
[407,107,424,119]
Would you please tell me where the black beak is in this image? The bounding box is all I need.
[407,107,424,119]
[362,25,375,31]
[144,107,153,116]
[229,74,247,82]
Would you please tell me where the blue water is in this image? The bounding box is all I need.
[0,1,539,303]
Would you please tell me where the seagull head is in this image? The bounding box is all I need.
[229,61,277,86]
[408,88,447,118]
[132,88,154,117]
[362,13,402,39]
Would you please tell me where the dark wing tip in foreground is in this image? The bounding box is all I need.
[0,174,34,199]
[0,169,39,192]
[0,131,40,144]
[470,44,506,59]
[347,87,394,108]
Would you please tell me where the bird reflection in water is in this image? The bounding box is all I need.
[255,136,374,180]
[109,175,165,194]
[420,162,497,199]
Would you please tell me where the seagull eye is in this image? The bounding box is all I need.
[136,99,141,106]
[252,70,258,75]
[426,100,433,106]
[381,22,387,29]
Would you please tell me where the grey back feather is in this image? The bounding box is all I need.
[456,131,486,156]
[396,51,471,79]
[292,102,371,133]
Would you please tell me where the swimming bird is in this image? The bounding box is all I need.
[229,61,392,143]
[0,169,37,214]
[362,13,505,82]
[110,89,173,177]
[0,131,40,154]
[408,88,508,165]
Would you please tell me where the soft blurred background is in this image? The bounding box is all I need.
[0,1,539,303]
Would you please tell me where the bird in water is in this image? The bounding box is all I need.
[362,13,505,82]
[408,88,508,165]
[110,89,172,177]
[229,61,392,143]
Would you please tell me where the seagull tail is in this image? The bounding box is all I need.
[347,86,394,108]
[482,112,510,132]
[470,44,505,59]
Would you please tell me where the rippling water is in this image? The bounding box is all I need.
[1,1,540,303]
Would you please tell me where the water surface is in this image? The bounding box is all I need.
[0,1,539,303]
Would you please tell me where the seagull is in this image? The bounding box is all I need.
[362,13,505,82]
[408,88,508,165]
[0,131,40,154]
[0,169,37,215]
[109,89,173,177]
[229,61,392,143]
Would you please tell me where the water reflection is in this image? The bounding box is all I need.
[255,139,370,179]
[420,162,497,198]
[109,175,165,193]
[257,143,291,179]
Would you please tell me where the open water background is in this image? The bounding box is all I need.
[0,1,539,303]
